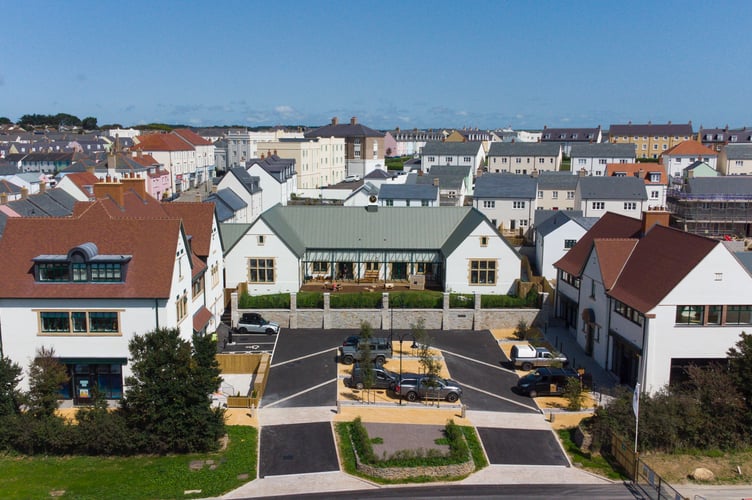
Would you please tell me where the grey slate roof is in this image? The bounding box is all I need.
[474,173,537,199]
[229,167,262,194]
[577,176,648,200]
[415,174,464,191]
[609,122,693,136]
[364,169,391,179]
[254,205,515,259]
[488,142,561,156]
[420,141,483,156]
[723,144,752,160]
[428,164,472,177]
[534,209,583,228]
[541,127,600,141]
[569,143,636,158]
[536,171,579,190]
[45,189,77,212]
[535,210,596,237]
[205,188,248,222]
[734,252,752,274]
[304,121,384,139]
[685,176,752,196]
[247,155,296,183]
[379,183,438,200]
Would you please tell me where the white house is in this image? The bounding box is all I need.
[575,176,647,219]
[487,142,562,174]
[659,140,718,179]
[473,173,537,237]
[569,143,636,176]
[214,167,263,223]
[604,163,668,209]
[222,205,521,296]
[246,155,297,213]
[419,141,485,179]
[378,183,439,207]
[534,210,596,280]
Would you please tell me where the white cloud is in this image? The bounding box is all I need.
[275,105,294,115]
[456,110,468,116]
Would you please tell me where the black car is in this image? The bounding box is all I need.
[516,367,582,397]
[346,364,397,390]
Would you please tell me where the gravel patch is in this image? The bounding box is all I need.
[364,422,449,459]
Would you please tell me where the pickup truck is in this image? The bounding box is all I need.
[510,344,568,371]
[339,337,392,365]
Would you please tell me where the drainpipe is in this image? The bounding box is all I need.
[154,298,160,329]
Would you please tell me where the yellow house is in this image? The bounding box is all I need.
[609,122,693,159]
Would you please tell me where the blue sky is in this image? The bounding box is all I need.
[2,0,751,130]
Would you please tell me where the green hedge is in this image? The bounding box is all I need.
[390,291,443,309]
[238,292,290,309]
[449,293,474,308]
[330,292,382,309]
[297,292,324,308]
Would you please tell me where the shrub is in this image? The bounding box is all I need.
[449,294,474,308]
[238,292,290,309]
[514,320,528,340]
[330,292,382,309]
[563,377,586,411]
[350,417,376,463]
[297,291,324,308]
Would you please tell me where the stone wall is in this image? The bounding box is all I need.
[356,456,475,480]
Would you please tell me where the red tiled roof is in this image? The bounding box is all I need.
[161,202,217,258]
[605,163,668,184]
[173,129,213,146]
[592,239,638,290]
[661,140,718,158]
[608,225,718,313]
[554,212,644,277]
[134,133,194,152]
[131,154,160,166]
[64,172,100,193]
[193,306,212,332]
[0,203,182,299]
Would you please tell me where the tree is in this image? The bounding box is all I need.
[0,355,22,417]
[25,347,69,419]
[563,376,585,411]
[0,117,11,125]
[728,331,752,411]
[81,116,98,130]
[357,322,375,400]
[120,328,224,453]
[412,319,443,401]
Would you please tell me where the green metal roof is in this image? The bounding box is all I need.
[219,222,252,255]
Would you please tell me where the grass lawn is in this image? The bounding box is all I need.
[557,428,628,481]
[0,426,257,500]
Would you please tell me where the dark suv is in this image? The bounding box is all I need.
[339,337,393,365]
[393,375,462,402]
[346,364,398,390]
[515,367,582,397]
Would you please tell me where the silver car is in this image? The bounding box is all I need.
[393,375,462,403]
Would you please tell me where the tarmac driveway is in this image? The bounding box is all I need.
[259,422,339,477]
[477,428,569,466]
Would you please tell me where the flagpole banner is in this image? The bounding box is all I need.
[633,382,641,417]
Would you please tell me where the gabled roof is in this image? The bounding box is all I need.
[591,238,638,290]
[415,174,464,191]
[488,142,561,156]
[134,133,194,152]
[609,122,693,136]
[364,168,391,179]
[605,163,668,185]
[228,167,262,194]
[577,176,647,200]
[0,179,22,194]
[541,127,601,141]
[378,183,438,201]
[62,172,99,193]
[685,176,752,196]
[569,143,636,158]
[420,141,483,156]
[474,173,537,199]
[304,120,384,139]
[172,128,213,146]
[162,202,218,258]
[247,154,295,183]
[608,225,718,313]
[684,160,716,173]
[0,203,183,299]
[723,144,752,160]
[554,212,643,276]
[661,140,717,157]
[535,210,595,237]
[536,171,579,190]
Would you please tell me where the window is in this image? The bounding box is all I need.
[427,156,435,162]
[567,191,574,199]
[590,279,596,298]
[538,157,545,163]
[519,219,528,227]
[192,276,204,298]
[624,202,637,210]
[649,173,661,182]
[211,263,220,287]
[470,259,496,285]
[642,144,647,150]
[552,191,558,199]
[501,158,507,163]
[91,263,122,282]
[564,239,576,249]
[598,159,607,165]
[386,199,394,206]
[560,271,580,289]
[421,200,429,206]
[483,200,495,208]
[480,236,488,247]
[707,305,722,325]
[463,156,471,162]
[40,311,119,334]
[650,190,659,199]
[726,305,752,325]
[736,160,744,166]
[406,200,411,207]
[592,202,605,210]
[38,262,69,281]
[257,235,265,245]
[614,300,643,326]
[513,201,525,209]
[675,305,704,325]
[538,191,543,199]
[578,158,586,165]
[248,258,275,283]
[515,158,521,163]
[312,261,329,273]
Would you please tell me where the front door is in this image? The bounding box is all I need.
[391,262,408,280]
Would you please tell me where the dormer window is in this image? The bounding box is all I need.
[34,243,130,283]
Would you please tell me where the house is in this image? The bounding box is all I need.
[222,205,521,295]
[256,136,346,192]
[564,212,752,393]
[697,126,752,152]
[305,117,385,179]
[534,210,596,280]
[51,171,100,201]
[246,154,296,213]
[609,122,694,159]
[388,127,446,157]
[575,176,648,218]
[383,131,397,158]
[204,188,248,223]
[378,183,439,207]
[541,126,603,155]
[172,128,216,188]
[659,140,718,179]
[487,142,562,174]
[413,166,470,206]
[569,143,636,176]
[133,133,197,196]
[0,200,197,400]
[717,144,752,175]
[604,163,668,209]
[213,167,263,223]
[343,182,380,207]
[667,176,752,239]
[682,160,718,181]
[535,171,579,211]
[473,173,537,237]
[445,129,493,152]
[419,141,485,182]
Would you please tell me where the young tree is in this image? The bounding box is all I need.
[357,321,375,401]
[25,347,69,419]
[121,328,225,453]
[412,319,443,401]
[0,356,22,417]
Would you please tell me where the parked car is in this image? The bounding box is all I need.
[235,312,280,335]
[342,335,361,347]
[393,375,462,403]
[344,174,361,182]
[346,364,398,390]
[339,337,392,365]
[510,344,568,371]
[515,367,582,397]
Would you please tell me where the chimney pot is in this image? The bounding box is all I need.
[350,117,357,125]
[332,117,338,125]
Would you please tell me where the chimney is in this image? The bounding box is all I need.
[432,177,439,187]
[332,117,338,126]
[0,192,7,204]
[350,116,357,125]
[260,152,265,159]
[578,168,587,177]
[121,175,148,199]
[531,169,539,178]
[93,178,125,207]
[21,187,28,199]
[641,207,670,235]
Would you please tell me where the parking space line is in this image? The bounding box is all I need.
[270,347,337,368]
[457,381,539,412]
[441,348,517,374]
[262,378,337,408]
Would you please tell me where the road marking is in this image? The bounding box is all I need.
[261,378,337,408]
[441,348,517,374]
[270,347,337,368]
[456,381,539,412]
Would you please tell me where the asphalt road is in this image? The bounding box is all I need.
[478,428,570,466]
[259,422,339,478]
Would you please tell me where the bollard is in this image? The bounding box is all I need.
[336,400,341,414]
[550,412,555,423]
[461,404,466,418]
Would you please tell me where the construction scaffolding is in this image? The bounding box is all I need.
[667,189,752,239]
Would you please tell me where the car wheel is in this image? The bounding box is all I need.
[342,355,354,365]
[522,362,533,371]
[238,327,248,334]
[529,390,538,398]
[355,382,364,390]
[446,392,459,403]
[265,328,275,335]
[406,391,418,402]
[374,355,385,365]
